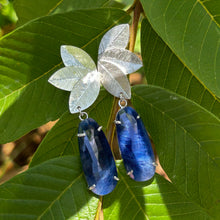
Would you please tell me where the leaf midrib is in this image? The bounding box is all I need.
[132,89,220,168]
[198,0,220,28]
[142,6,220,101]
[37,172,83,219]
[118,170,150,220]
[142,20,220,117]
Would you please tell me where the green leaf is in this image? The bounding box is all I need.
[0,8,130,144]
[103,162,212,219]
[13,0,60,26]
[13,0,111,26]
[141,18,220,119]
[0,156,99,219]
[30,90,114,168]
[51,0,112,15]
[132,85,220,217]
[140,0,220,97]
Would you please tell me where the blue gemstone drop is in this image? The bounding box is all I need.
[116,106,155,181]
[78,118,118,196]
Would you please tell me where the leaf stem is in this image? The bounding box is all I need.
[126,0,137,14]
[94,196,103,220]
[106,97,119,153]
[129,0,143,52]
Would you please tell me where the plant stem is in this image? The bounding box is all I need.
[106,97,119,155]
[129,0,143,52]
[94,196,103,220]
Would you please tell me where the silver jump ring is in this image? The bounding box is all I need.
[79,112,88,121]
[118,93,127,109]
[77,106,88,121]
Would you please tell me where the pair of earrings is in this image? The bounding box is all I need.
[48,24,156,196]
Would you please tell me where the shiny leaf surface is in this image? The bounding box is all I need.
[140,0,220,97]
[141,18,220,119]
[0,156,99,219]
[103,161,212,220]
[132,85,220,217]
[13,0,111,26]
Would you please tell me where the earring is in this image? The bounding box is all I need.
[47,23,151,195]
[47,27,130,195]
[115,94,156,182]
[77,107,118,196]
[96,24,156,182]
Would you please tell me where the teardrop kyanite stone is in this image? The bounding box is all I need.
[78,118,118,196]
[116,106,155,181]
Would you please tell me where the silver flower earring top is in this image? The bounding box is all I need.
[48,24,142,113]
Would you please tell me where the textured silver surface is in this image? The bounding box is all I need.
[69,71,100,113]
[48,23,143,114]
[61,45,96,71]
[99,48,142,74]
[49,46,100,113]
[98,61,131,99]
[48,66,88,91]
[98,24,129,55]
[98,23,142,99]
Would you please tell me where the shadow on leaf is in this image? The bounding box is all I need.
[0,156,100,219]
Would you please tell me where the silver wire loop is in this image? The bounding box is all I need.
[77,106,88,121]
[118,93,127,109]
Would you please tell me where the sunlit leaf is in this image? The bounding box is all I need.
[141,18,220,119]
[0,156,99,219]
[103,161,212,219]
[132,85,220,217]
[140,0,220,97]
[13,0,111,26]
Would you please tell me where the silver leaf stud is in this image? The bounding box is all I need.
[48,24,142,113]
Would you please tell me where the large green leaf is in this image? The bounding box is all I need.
[0,9,130,144]
[30,90,114,168]
[200,0,220,25]
[103,162,212,219]
[132,85,220,217]
[0,156,99,219]
[141,18,220,119]
[13,0,111,26]
[140,0,220,97]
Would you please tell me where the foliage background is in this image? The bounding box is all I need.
[0,0,219,219]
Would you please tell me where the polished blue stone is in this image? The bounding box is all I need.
[116,106,155,181]
[78,118,118,196]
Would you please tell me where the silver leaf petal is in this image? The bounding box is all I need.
[99,48,143,75]
[61,45,96,71]
[98,24,129,56]
[69,71,100,113]
[98,61,131,99]
[48,66,89,91]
